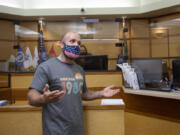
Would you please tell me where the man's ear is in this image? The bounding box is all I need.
[59,41,64,49]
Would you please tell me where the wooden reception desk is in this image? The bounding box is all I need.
[122,86,180,122]
[0,71,124,135]
[0,100,125,135]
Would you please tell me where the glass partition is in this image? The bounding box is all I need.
[0,14,180,72]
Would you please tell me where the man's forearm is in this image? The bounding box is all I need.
[28,89,45,107]
[82,90,103,100]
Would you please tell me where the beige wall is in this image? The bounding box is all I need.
[0,20,15,60]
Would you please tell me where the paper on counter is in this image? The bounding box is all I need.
[101,99,124,105]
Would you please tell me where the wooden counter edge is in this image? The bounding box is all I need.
[0,104,125,112]
[9,71,122,76]
[123,86,180,100]
[83,104,125,110]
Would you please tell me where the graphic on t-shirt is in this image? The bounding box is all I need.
[75,73,83,80]
[59,72,83,95]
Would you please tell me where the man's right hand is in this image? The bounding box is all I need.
[42,84,66,104]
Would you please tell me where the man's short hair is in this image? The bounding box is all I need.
[61,32,79,43]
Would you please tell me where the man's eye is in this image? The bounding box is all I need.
[70,39,75,43]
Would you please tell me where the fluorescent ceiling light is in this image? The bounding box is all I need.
[82,19,99,23]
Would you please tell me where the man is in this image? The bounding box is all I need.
[28,32,120,135]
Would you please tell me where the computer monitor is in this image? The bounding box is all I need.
[172,59,180,87]
[132,59,162,85]
[75,55,108,71]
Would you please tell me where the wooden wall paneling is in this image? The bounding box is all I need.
[129,20,132,60]
[0,20,14,40]
[130,19,150,59]
[169,36,180,57]
[11,74,34,89]
[153,14,180,23]
[19,22,38,40]
[151,38,169,57]
[108,58,117,70]
[167,29,170,62]
[130,19,149,38]
[45,22,83,40]
[11,88,28,100]
[79,23,94,39]
[127,40,131,59]
[151,14,180,43]
[131,39,150,58]
[86,73,122,88]
[0,73,9,87]
[0,41,15,60]
[150,14,180,75]
[45,22,64,40]
[169,25,180,36]
[148,19,152,58]
[93,21,120,39]
[151,28,168,39]
[81,41,120,58]
[0,88,11,100]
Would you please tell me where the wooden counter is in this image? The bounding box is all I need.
[0,100,125,135]
[123,87,180,100]
[0,71,124,135]
[122,87,180,122]
[0,100,125,112]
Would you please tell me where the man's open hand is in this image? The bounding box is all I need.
[101,85,120,97]
[43,83,66,103]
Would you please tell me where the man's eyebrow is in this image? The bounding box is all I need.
[69,39,76,41]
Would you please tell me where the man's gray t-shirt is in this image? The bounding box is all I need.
[29,58,87,135]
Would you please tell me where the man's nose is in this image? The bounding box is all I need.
[74,42,79,46]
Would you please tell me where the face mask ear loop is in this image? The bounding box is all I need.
[62,42,66,49]
[62,42,68,59]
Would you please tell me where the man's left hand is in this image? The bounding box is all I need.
[101,85,120,97]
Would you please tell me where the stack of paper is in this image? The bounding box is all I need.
[117,63,140,90]
[101,99,125,105]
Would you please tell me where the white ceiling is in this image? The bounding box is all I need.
[0,0,179,16]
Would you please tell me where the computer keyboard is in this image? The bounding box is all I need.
[144,87,172,92]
